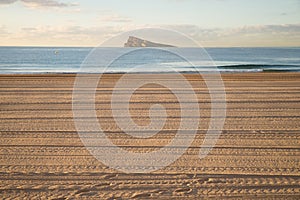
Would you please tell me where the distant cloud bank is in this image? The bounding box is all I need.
[1,23,299,47]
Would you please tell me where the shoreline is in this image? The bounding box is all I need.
[1,71,300,77]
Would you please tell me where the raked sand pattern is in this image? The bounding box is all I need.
[0,73,299,199]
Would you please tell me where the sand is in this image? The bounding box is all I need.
[0,73,299,199]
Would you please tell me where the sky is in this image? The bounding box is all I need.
[0,0,299,47]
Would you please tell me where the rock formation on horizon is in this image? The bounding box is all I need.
[124,36,175,47]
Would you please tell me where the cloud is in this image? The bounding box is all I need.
[1,23,300,47]
[0,0,17,5]
[0,25,9,36]
[5,25,124,46]
[99,14,132,23]
[161,23,300,46]
[162,24,221,41]
[222,24,300,36]
[0,0,76,8]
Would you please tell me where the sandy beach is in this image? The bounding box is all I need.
[0,72,299,199]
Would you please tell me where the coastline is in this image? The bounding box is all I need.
[0,72,299,198]
[1,70,300,76]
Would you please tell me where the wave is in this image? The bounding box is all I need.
[216,64,300,72]
[1,63,299,74]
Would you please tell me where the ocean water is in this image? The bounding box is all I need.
[0,47,299,74]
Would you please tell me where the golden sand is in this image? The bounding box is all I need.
[0,73,299,199]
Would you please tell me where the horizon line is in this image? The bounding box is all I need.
[0,45,299,48]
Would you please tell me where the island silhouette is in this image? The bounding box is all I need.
[124,36,176,47]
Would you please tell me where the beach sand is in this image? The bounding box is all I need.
[0,73,299,199]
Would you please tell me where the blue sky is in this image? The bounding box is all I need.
[0,0,299,46]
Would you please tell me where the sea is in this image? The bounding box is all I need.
[0,47,299,74]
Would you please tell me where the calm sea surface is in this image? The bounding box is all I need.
[0,47,299,74]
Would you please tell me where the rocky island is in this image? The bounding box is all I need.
[124,36,175,47]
